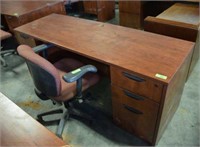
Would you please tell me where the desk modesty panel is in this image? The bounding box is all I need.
[0,92,67,147]
[15,14,194,145]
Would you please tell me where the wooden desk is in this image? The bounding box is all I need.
[144,2,199,77]
[15,14,194,145]
[157,3,199,28]
[144,2,199,41]
[1,0,66,47]
[0,92,67,146]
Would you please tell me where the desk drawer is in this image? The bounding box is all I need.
[111,66,163,103]
[112,85,159,143]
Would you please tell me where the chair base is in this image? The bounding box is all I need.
[37,103,93,138]
[0,49,16,67]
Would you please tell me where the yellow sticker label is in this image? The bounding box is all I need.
[155,73,167,80]
[71,68,81,74]
[13,13,18,16]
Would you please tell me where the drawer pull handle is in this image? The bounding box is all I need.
[123,104,143,115]
[123,90,145,101]
[122,72,145,82]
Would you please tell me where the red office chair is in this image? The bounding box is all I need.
[17,45,100,138]
[0,29,16,66]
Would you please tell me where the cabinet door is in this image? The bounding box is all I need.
[112,85,159,143]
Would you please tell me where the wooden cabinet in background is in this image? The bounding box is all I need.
[1,1,66,47]
[83,1,115,22]
[119,1,174,29]
[144,2,199,78]
[119,1,144,29]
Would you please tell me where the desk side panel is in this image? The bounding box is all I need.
[83,1,98,15]
[83,1,115,22]
[188,29,200,76]
[119,1,143,29]
[97,1,115,22]
[153,49,193,144]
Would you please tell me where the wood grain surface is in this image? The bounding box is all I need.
[0,0,64,16]
[14,14,194,85]
[13,13,195,145]
[0,92,66,147]
[157,3,199,25]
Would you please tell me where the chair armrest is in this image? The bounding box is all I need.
[32,43,54,53]
[63,65,97,83]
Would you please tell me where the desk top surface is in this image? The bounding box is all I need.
[1,0,63,16]
[157,3,199,25]
[0,92,67,147]
[15,14,194,84]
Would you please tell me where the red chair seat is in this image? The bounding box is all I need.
[54,58,99,101]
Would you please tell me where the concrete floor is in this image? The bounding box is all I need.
[0,7,199,147]
[0,54,199,146]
